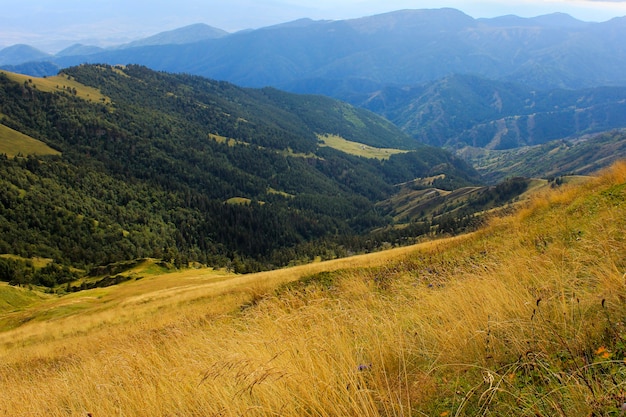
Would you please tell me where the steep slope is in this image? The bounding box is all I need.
[0,124,60,157]
[0,65,478,275]
[356,74,626,149]
[1,161,625,416]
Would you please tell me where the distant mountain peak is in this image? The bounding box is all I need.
[120,23,229,48]
[348,8,476,32]
[529,12,588,27]
[0,44,50,66]
[264,18,327,30]
[480,12,588,28]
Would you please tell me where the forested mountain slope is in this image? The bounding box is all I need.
[0,65,479,279]
[353,74,626,149]
[459,129,626,183]
[4,10,626,157]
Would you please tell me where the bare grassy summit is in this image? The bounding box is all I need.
[1,162,626,416]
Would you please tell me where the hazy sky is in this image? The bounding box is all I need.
[2,0,626,52]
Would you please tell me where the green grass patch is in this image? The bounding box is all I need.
[225,197,252,205]
[267,187,294,198]
[0,124,61,157]
[278,148,319,159]
[208,132,243,147]
[124,258,174,277]
[1,70,112,105]
[318,133,408,160]
[0,283,50,314]
[209,134,317,160]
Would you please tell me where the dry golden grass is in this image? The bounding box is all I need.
[1,162,626,416]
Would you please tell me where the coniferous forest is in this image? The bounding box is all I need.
[0,65,490,286]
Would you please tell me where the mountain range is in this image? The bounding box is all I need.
[2,9,626,91]
[354,74,626,149]
[3,8,626,153]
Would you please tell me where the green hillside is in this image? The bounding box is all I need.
[0,69,110,104]
[0,123,60,157]
[0,65,482,283]
[318,134,409,159]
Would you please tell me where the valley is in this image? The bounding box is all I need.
[0,65,482,280]
[1,7,626,415]
[1,162,625,415]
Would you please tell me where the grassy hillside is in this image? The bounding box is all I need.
[0,283,50,315]
[1,161,625,416]
[0,123,60,157]
[318,134,409,160]
[0,69,111,104]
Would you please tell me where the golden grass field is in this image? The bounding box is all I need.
[318,134,409,160]
[1,162,626,416]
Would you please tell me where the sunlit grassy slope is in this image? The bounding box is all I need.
[0,69,111,105]
[1,162,626,416]
[318,133,409,159]
[1,69,109,157]
[0,124,60,157]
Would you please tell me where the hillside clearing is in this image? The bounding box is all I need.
[0,239,459,340]
[0,124,60,157]
[318,133,409,159]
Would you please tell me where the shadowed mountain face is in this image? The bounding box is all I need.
[3,9,626,90]
[350,74,626,149]
[0,44,51,66]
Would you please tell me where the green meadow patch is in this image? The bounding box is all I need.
[0,124,60,157]
[208,132,245,147]
[317,133,409,160]
[209,133,318,160]
[267,187,294,198]
[0,283,51,315]
[0,255,53,269]
[225,197,253,205]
